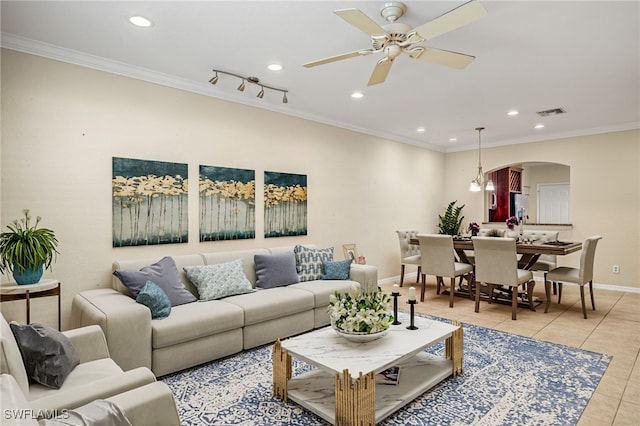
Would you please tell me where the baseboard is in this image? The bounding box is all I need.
[379,274,640,294]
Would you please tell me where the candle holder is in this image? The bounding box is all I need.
[391,291,401,325]
[406,299,418,330]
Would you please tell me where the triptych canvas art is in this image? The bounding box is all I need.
[112,157,307,247]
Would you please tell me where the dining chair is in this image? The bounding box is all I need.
[545,235,602,319]
[522,230,559,294]
[417,234,473,307]
[472,236,536,320]
[395,229,421,287]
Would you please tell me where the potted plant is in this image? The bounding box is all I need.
[0,209,59,285]
[437,201,465,236]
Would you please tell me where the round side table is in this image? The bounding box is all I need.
[0,279,61,330]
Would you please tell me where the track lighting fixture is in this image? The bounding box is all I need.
[209,69,289,103]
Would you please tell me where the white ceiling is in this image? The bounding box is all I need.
[1,1,639,152]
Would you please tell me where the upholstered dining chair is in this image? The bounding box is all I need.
[396,229,421,287]
[416,234,473,307]
[472,236,536,320]
[545,235,602,319]
[523,230,560,294]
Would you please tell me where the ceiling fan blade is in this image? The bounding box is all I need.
[412,0,487,40]
[335,8,387,36]
[367,59,393,86]
[414,47,475,69]
[303,51,363,68]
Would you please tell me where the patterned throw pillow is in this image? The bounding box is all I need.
[322,259,352,280]
[136,280,171,319]
[184,259,255,301]
[294,245,334,282]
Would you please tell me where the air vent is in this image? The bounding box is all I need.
[537,108,566,117]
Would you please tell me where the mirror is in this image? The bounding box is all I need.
[486,162,570,225]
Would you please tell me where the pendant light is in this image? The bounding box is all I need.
[469,127,494,192]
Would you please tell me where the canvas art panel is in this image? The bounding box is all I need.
[264,171,307,238]
[199,165,256,241]
[112,157,188,247]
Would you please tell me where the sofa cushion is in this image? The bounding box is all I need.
[183,259,255,301]
[136,281,171,320]
[223,287,314,326]
[151,300,244,349]
[289,280,361,308]
[9,322,80,389]
[0,374,39,425]
[294,245,334,282]
[322,259,352,280]
[254,251,299,289]
[113,257,197,307]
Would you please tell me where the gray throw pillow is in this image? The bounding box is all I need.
[113,256,196,307]
[254,251,300,289]
[136,280,171,320]
[9,322,79,389]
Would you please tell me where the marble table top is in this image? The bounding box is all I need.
[281,313,459,376]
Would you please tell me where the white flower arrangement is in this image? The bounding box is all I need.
[328,287,394,334]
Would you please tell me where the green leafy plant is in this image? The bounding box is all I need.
[0,209,59,275]
[437,200,465,236]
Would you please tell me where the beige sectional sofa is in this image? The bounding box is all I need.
[72,245,378,376]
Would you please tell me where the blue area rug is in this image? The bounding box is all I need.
[161,315,610,425]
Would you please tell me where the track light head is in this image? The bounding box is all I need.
[282,92,288,104]
[257,87,265,99]
[237,80,245,92]
[209,72,218,85]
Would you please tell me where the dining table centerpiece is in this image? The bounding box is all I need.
[328,287,394,343]
[467,221,480,236]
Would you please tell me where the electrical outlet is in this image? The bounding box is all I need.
[612,265,620,274]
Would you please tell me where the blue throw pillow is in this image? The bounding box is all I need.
[322,259,352,280]
[255,251,300,289]
[136,280,171,320]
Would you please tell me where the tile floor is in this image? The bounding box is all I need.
[379,277,640,426]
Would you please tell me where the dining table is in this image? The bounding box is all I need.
[409,237,583,308]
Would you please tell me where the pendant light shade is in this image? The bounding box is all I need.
[469,127,494,192]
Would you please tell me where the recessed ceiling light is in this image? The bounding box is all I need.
[129,16,152,27]
[267,63,283,71]
[534,123,545,129]
[351,92,364,99]
[416,127,426,133]
[507,110,519,116]
[449,137,457,143]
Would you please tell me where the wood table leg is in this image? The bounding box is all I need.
[25,290,31,324]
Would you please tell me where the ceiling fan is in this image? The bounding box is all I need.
[303,0,487,86]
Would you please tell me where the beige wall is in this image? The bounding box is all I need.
[444,130,640,289]
[2,50,638,329]
[1,50,445,328]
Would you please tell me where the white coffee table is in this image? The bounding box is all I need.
[273,313,463,425]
